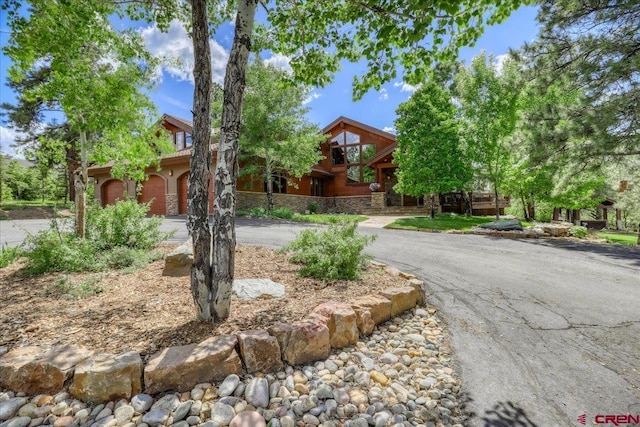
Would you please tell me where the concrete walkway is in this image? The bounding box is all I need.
[358,215,405,228]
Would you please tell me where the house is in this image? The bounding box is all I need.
[88,114,509,216]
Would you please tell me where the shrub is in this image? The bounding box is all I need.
[50,275,103,299]
[249,207,268,217]
[22,230,100,274]
[0,244,21,268]
[280,221,376,280]
[271,207,294,220]
[86,200,169,250]
[569,225,588,238]
[308,202,319,214]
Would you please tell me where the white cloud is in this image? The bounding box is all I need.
[394,81,421,93]
[157,93,192,113]
[264,53,292,74]
[378,88,389,101]
[382,126,396,134]
[140,20,228,84]
[493,53,509,75]
[0,126,24,157]
[303,91,321,105]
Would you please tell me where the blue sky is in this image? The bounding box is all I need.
[0,5,540,157]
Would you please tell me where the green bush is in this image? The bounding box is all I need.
[50,275,104,299]
[249,207,268,217]
[569,225,588,238]
[23,230,100,274]
[0,244,21,268]
[308,202,319,214]
[280,221,376,280]
[86,200,169,250]
[271,207,294,220]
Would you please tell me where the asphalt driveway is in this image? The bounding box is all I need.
[2,217,639,426]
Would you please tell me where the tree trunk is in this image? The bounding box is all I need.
[211,0,257,321]
[552,207,560,221]
[493,185,500,220]
[74,131,88,238]
[529,191,536,220]
[430,194,435,219]
[265,164,274,213]
[520,194,528,220]
[66,142,79,203]
[188,0,214,321]
[637,226,639,246]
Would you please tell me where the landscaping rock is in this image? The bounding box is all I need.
[236,331,283,374]
[144,335,241,394]
[379,287,418,317]
[70,351,142,403]
[229,411,266,427]
[309,302,358,349]
[232,278,285,300]
[244,377,269,409]
[478,219,523,231]
[268,319,330,365]
[161,241,193,277]
[0,398,28,421]
[350,306,375,336]
[350,295,392,326]
[0,345,92,395]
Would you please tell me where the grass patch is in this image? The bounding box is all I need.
[387,214,500,231]
[597,232,638,246]
[48,274,104,299]
[0,200,71,210]
[292,213,367,225]
[0,244,22,268]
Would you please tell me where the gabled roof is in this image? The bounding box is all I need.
[161,114,193,133]
[366,142,397,166]
[322,116,397,142]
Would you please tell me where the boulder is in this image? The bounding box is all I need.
[0,345,92,395]
[350,295,392,326]
[70,351,142,403]
[478,219,523,231]
[144,335,241,394]
[350,305,375,336]
[162,241,193,277]
[379,287,418,317]
[542,223,571,237]
[232,279,285,300]
[236,330,283,373]
[309,302,358,349]
[407,279,426,306]
[268,319,330,365]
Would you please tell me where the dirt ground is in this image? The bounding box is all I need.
[0,244,407,361]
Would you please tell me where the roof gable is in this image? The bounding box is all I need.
[322,116,397,142]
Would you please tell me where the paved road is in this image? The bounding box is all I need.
[2,217,639,426]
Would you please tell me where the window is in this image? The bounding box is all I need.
[185,132,192,147]
[175,131,185,150]
[329,131,377,184]
[264,171,287,194]
[310,177,325,197]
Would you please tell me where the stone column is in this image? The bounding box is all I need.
[371,192,385,209]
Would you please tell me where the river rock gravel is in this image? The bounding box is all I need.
[0,308,464,427]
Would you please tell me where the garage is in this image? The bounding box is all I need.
[101,179,127,207]
[138,175,167,216]
[178,172,215,215]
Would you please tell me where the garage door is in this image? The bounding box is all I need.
[138,175,166,216]
[102,180,126,207]
[178,172,215,215]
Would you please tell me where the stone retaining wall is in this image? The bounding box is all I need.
[0,265,426,404]
[236,192,373,214]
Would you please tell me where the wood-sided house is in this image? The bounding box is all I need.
[88,114,509,216]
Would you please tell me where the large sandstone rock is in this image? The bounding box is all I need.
[0,345,92,394]
[309,302,358,349]
[350,295,392,326]
[379,287,418,317]
[233,279,285,300]
[542,223,571,237]
[236,330,283,374]
[350,305,375,336]
[268,319,330,365]
[70,351,142,403]
[144,335,241,394]
[162,241,193,276]
[407,279,426,306]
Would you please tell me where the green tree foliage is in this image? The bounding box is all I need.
[238,59,325,212]
[393,80,471,218]
[455,53,522,219]
[122,0,529,322]
[524,0,640,160]
[2,0,174,236]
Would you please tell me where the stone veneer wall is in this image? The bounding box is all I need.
[0,266,426,404]
[165,194,178,216]
[327,196,372,214]
[237,192,373,215]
